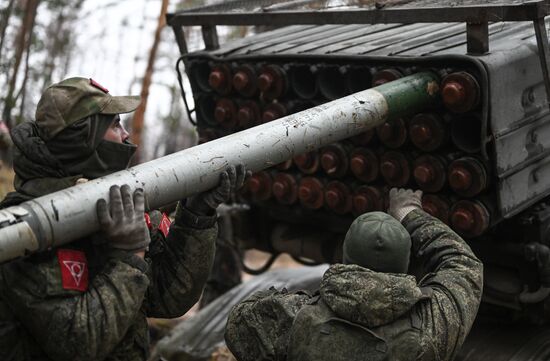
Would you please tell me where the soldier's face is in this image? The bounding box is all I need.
[103,115,130,144]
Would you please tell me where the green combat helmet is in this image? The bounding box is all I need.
[343,211,411,273]
[35,77,140,141]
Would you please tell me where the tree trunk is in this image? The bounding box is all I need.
[17,10,37,123]
[0,0,17,63]
[41,0,85,91]
[2,0,40,127]
[40,10,67,92]
[130,0,170,163]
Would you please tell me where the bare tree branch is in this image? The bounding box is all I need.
[130,0,170,163]
[0,0,17,63]
[17,11,37,123]
[2,0,40,127]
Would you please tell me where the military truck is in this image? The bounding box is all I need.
[156,0,550,359]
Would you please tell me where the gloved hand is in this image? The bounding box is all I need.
[97,185,151,252]
[388,188,423,222]
[187,164,250,215]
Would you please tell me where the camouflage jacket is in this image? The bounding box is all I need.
[225,210,483,361]
[0,202,218,361]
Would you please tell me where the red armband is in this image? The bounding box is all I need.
[57,249,89,292]
[145,212,171,238]
[159,213,171,238]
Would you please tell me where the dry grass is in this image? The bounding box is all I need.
[0,163,14,200]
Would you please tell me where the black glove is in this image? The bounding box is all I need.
[187,164,250,215]
[388,188,423,222]
[97,185,151,252]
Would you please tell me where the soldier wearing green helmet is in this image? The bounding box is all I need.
[225,188,483,361]
[0,77,249,361]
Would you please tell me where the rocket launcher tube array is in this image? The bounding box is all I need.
[0,72,440,263]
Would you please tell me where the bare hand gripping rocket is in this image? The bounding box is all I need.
[0,72,439,263]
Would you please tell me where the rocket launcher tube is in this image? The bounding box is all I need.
[0,72,440,263]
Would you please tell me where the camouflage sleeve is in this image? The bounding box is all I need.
[225,288,312,361]
[402,209,483,361]
[144,202,218,318]
[0,250,149,361]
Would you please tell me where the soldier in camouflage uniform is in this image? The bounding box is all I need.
[0,77,248,361]
[225,188,483,361]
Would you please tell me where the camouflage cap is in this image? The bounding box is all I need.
[343,211,411,273]
[35,77,140,141]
